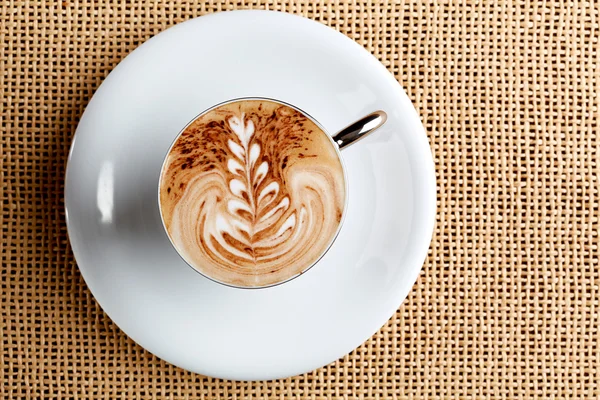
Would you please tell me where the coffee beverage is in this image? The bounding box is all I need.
[159,99,346,287]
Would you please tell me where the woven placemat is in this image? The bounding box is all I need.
[2,1,599,398]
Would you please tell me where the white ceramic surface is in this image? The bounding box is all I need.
[65,10,435,381]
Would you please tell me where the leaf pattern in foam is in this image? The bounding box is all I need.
[224,113,295,258]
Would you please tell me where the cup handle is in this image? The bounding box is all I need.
[332,111,387,150]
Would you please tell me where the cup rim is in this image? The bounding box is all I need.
[157,96,349,289]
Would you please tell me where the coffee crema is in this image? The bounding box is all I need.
[159,100,346,287]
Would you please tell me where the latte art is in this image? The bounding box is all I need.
[159,100,346,287]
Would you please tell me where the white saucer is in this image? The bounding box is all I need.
[65,10,435,380]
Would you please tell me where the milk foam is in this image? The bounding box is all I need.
[159,100,345,287]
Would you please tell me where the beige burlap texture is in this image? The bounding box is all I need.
[2,1,599,399]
